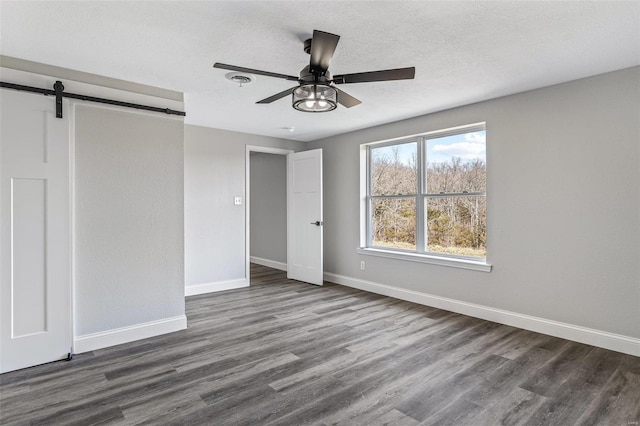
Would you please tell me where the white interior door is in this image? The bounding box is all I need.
[0,89,71,373]
[287,149,323,285]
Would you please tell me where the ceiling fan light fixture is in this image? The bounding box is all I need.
[292,84,337,112]
[214,29,415,110]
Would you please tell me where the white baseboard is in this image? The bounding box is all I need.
[324,272,640,357]
[250,256,287,271]
[185,278,248,296]
[74,315,187,354]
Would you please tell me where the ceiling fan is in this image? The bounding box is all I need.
[213,30,416,113]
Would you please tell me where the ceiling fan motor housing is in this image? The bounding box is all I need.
[299,65,332,84]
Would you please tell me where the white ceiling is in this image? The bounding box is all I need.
[1,1,639,142]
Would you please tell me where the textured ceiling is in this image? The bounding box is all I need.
[1,1,639,142]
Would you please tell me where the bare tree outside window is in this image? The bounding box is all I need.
[370,142,417,250]
[367,126,486,259]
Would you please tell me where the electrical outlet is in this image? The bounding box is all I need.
[360,261,366,271]
[234,196,242,205]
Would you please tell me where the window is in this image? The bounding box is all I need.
[363,123,487,266]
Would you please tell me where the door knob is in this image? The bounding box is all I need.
[310,221,323,226]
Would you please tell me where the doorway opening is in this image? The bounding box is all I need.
[245,146,292,285]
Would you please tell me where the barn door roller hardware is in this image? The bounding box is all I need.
[0,80,186,118]
[53,80,64,117]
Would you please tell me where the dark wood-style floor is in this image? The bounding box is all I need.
[1,264,639,425]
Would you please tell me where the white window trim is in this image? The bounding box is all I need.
[359,123,491,273]
[356,247,492,272]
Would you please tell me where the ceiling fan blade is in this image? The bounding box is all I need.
[256,86,298,104]
[309,30,340,75]
[213,63,299,81]
[333,67,415,84]
[335,87,361,108]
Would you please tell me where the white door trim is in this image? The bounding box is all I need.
[69,101,77,355]
[245,145,294,283]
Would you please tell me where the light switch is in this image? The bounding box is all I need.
[234,196,242,205]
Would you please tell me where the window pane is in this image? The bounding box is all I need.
[425,130,486,194]
[426,196,486,258]
[372,197,416,250]
[371,142,417,196]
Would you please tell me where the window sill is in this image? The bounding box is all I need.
[356,248,492,272]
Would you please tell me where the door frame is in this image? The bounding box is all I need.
[245,145,294,283]
[69,101,77,355]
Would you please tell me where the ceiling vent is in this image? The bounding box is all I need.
[225,72,255,86]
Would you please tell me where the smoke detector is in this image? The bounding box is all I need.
[225,72,255,87]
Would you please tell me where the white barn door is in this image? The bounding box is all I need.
[287,149,323,285]
[0,90,71,373]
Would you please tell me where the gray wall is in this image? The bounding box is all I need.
[184,125,304,288]
[250,152,287,264]
[309,66,640,339]
[75,105,185,335]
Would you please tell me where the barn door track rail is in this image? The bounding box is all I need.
[0,80,186,118]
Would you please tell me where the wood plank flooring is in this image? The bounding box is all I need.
[1,263,639,425]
